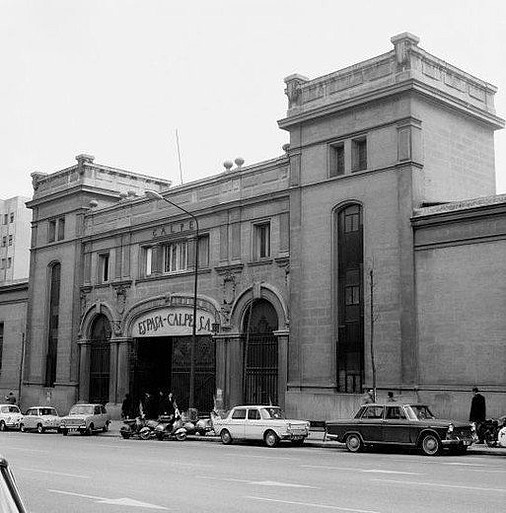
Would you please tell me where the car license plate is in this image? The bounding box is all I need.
[291,435,304,441]
[69,428,78,432]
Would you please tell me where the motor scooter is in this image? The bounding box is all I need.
[480,416,506,447]
[120,417,159,440]
[154,413,187,441]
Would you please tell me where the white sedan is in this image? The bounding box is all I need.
[213,405,310,447]
[20,406,60,433]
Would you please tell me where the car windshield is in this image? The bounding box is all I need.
[40,408,57,416]
[69,405,94,415]
[1,406,20,414]
[410,405,435,420]
[261,407,285,420]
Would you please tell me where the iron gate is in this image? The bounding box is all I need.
[243,333,278,405]
[171,336,216,412]
[89,315,111,404]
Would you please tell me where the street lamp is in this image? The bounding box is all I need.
[145,189,199,409]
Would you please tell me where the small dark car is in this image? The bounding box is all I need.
[326,403,475,456]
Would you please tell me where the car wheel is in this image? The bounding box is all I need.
[62,429,68,436]
[120,429,131,439]
[36,424,44,434]
[291,438,305,447]
[0,420,6,432]
[345,433,363,453]
[220,429,233,445]
[421,433,441,456]
[20,424,26,433]
[264,430,279,448]
[85,424,94,436]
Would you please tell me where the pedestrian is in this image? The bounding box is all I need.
[469,386,486,442]
[361,388,375,404]
[140,392,156,419]
[121,393,133,419]
[387,391,396,402]
[4,391,16,405]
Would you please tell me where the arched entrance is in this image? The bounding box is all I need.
[89,314,111,404]
[243,299,279,405]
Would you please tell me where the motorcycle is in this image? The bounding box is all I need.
[120,417,158,440]
[478,416,506,447]
[154,414,187,441]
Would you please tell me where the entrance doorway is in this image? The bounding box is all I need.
[129,336,216,413]
[89,314,111,404]
[243,299,279,405]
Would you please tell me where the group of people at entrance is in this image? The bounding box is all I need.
[121,390,178,420]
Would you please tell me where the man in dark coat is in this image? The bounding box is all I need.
[5,391,16,405]
[469,387,486,442]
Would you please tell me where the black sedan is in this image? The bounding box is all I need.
[326,403,475,456]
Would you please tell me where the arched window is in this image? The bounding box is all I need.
[336,204,364,393]
[45,263,61,387]
[89,314,111,404]
[243,299,279,405]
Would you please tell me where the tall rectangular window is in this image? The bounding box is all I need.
[3,214,7,225]
[198,235,210,268]
[8,235,13,246]
[254,223,271,260]
[330,143,345,177]
[99,253,110,283]
[144,246,153,276]
[1,237,5,247]
[57,217,65,241]
[0,259,5,269]
[45,263,61,387]
[164,241,187,273]
[0,322,4,372]
[7,258,11,268]
[9,213,14,223]
[48,220,57,242]
[352,138,367,172]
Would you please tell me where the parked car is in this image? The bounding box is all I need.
[59,403,110,436]
[213,405,310,447]
[326,403,475,456]
[0,456,27,512]
[20,406,60,433]
[0,405,23,432]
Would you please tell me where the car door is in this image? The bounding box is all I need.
[358,406,384,443]
[383,405,412,444]
[244,408,263,440]
[227,408,247,439]
[93,405,103,429]
[24,408,36,429]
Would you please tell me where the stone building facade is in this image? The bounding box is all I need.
[21,33,506,420]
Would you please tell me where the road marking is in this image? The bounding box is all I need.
[48,490,169,509]
[3,447,49,453]
[302,465,420,476]
[221,453,297,461]
[247,496,381,512]
[372,479,506,493]
[196,475,319,488]
[20,468,91,479]
[441,462,487,466]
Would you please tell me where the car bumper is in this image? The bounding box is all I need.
[442,438,474,446]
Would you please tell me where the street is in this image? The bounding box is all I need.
[1,430,506,513]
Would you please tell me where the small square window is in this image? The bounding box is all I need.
[330,143,345,177]
[352,138,367,172]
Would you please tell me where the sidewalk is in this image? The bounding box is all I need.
[104,421,506,455]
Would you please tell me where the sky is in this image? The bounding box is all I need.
[1,0,506,198]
